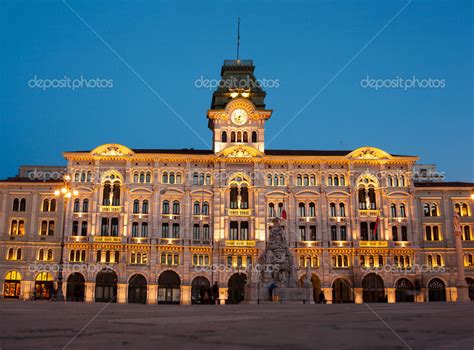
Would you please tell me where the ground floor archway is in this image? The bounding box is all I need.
[95,270,117,303]
[35,272,54,300]
[227,273,246,304]
[466,278,474,301]
[299,274,322,303]
[66,273,85,302]
[191,276,211,304]
[428,278,446,302]
[332,278,353,303]
[128,274,147,304]
[158,270,180,304]
[395,278,415,302]
[362,273,386,303]
[4,271,21,299]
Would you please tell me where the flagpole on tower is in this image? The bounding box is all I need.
[236,17,240,61]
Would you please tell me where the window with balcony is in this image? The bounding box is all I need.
[172,223,180,238]
[162,223,169,238]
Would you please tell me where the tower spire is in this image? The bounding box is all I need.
[236,17,240,61]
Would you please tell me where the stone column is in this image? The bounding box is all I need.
[323,287,333,304]
[117,283,127,303]
[180,285,191,305]
[218,287,228,305]
[386,288,396,303]
[85,282,95,302]
[354,288,363,304]
[147,284,157,304]
[453,213,470,301]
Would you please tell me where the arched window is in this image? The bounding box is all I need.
[274,175,279,186]
[176,173,182,184]
[133,200,140,214]
[102,181,111,205]
[388,176,393,187]
[169,172,175,184]
[172,201,180,215]
[141,223,148,237]
[280,175,285,186]
[87,171,92,182]
[237,131,242,142]
[12,198,19,211]
[145,172,151,183]
[193,201,200,215]
[202,202,209,215]
[47,249,53,261]
[139,172,145,183]
[394,177,399,187]
[193,173,199,185]
[82,199,89,213]
[461,203,470,217]
[74,172,80,182]
[340,176,345,186]
[222,131,227,142]
[423,203,430,216]
[390,203,397,217]
[251,131,257,143]
[399,204,406,217]
[162,172,168,184]
[310,175,316,186]
[267,174,272,186]
[73,198,80,212]
[42,199,49,212]
[231,131,236,143]
[339,203,345,217]
[81,172,86,182]
[330,203,336,217]
[358,188,366,209]
[19,199,26,211]
[243,131,248,143]
[162,200,169,214]
[50,199,56,212]
[303,175,309,186]
[430,203,438,217]
[400,176,405,186]
[328,175,333,186]
[309,202,316,217]
[333,176,339,186]
[205,174,211,185]
[142,200,149,214]
[133,173,139,183]
[297,175,302,186]
[38,249,44,261]
[298,202,306,217]
[132,222,139,237]
[268,203,275,217]
[368,188,376,209]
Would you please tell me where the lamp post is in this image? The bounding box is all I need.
[54,175,78,301]
[452,213,469,302]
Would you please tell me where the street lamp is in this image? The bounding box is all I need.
[54,174,78,301]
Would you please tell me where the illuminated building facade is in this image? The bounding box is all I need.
[1,60,473,304]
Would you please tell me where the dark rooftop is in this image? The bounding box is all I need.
[414,182,474,188]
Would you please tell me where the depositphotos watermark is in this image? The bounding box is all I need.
[360,75,446,91]
[27,75,114,91]
[194,75,280,90]
[361,264,446,274]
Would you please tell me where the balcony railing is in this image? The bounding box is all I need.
[329,216,346,223]
[359,209,380,217]
[359,240,388,247]
[69,236,89,242]
[129,237,149,243]
[226,208,253,216]
[99,205,122,213]
[225,240,256,247]
[191,239,212,246]
[93,236,121,243]
[159,238,183,245]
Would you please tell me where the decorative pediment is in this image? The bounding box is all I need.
[347,147,391,160]
[218,145,263,158]
[91,144,134,157]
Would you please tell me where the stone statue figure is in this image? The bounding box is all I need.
[237,193,242,209]
[453,213,462,237]
[365,191,371,210]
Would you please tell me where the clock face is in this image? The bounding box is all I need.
[231,109,248,126]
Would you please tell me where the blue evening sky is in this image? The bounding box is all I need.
[0,0,472,181]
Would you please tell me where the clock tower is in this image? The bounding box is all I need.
[207,60,272,156]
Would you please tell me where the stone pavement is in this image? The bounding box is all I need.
[0,300,473,349]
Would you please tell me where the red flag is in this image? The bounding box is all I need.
[373,216,380,240]
[280,200,287,220]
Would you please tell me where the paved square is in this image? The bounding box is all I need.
[0,301,473,349]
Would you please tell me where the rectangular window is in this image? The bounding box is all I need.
[203,224,210,240]
[309,225,317,241]
[40,220,48,236]
[340,226,347,241]
[72,221,79,236]
[331,225,337,241]
[172,223,180,238]
[162,223,169,238]
[81,221,88,236]
[193,224,200,240]
[299,226,306,241]
[48,221,55,236]
[230,221,238,240]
